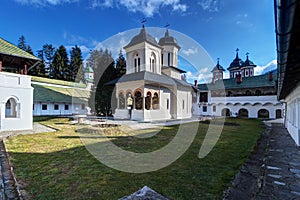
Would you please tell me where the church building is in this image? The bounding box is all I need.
[194,49,284,119]
[114,26,193,121]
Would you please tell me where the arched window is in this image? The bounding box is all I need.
[258,109,269,118]
[255,90,262,96]
[150,53,156,73]
[134,91,143,110]
[134,53,140,72]
[152,92,159,110]
[145,91,152,110]
[118,92,125,109]
[245,90,251,96]
[5,98,18,118]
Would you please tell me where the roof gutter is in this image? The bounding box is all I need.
[275,0,297,99]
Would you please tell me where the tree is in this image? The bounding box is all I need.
[88,49,117,115]
[36,50,46,77]
[18,35,27,51]
[51,45,69,80]
[69,45,83,82]
[115,50,126,78]
[17,35,34,55]
[42,44,55,77]
[27,49,46,77]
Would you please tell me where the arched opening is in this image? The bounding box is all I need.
[134,53,141,72]
[152,92,159,110]
[238,108,249,118]
[134,91,143,110]
[258,109,269,118]
[150,53,156,73]
[245,90,251,96]
[126,92,133,108]
[145,91,152,110]
[118,92,125,109]
[221,108,230,117]
[276,109,282,118]
[5,98,18,118]
[255,90,262,96]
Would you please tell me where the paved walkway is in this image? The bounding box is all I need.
[83,116,211,130]
[224,121,300,200]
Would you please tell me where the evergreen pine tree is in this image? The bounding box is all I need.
[88,49,117,115]
[52,45,69,80]
[115,49,126,78]
[70,45,83,82]
[42,44,55,77]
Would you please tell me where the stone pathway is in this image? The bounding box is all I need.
[0,122,56,139]
[224,122,300,200]
[82,116,211,130]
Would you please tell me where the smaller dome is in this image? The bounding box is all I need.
[227,50,244,70]
[124,27,159,49]
[158,29,181,49]
[243,55,256,67]
[211,60,225,72]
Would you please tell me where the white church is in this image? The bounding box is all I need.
[114,26,193,121]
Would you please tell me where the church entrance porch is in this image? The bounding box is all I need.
[114,82,174,122]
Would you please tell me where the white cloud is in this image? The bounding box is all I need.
[186,67,213,84]
[120,0,187,17]
[91,0,187,17]
[15,0,187,16]
[15,0,78,6]
[255,60,277,75]
[198,0,220,12]
[182,47,198,56]
[90,0,113,8]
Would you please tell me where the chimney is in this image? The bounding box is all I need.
[269,71,273,81]
[194,80,198,86]
[237,74,242,84]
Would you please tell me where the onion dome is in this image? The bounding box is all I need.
[124,26,160,49]
[158,29,181,49]
[227,48,244,70]
[211,59,225,72]
[243,53,256,67]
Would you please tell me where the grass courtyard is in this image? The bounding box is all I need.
[5,118,264,199]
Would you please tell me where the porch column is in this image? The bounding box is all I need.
[24,64,27,75]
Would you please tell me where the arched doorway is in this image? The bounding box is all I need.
[145,91,151,110]
[276,109,282,118]
[221,108,230,117]
[238,108,249,118]
[134,91,143,110]
[152,92,159,110]
[258,109,269,118]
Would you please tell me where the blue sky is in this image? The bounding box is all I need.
[1,0,277,82]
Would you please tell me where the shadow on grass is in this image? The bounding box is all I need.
[7,118,264,200]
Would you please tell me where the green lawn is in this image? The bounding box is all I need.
[5,118,264,199]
